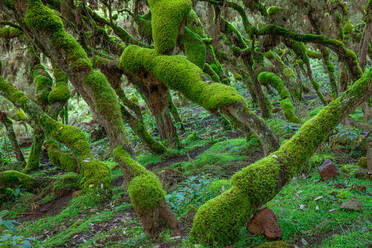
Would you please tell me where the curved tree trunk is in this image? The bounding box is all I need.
[24,126,44,172]
[191,69,372,245]
[9,0,178,235]
[0,111,26,166]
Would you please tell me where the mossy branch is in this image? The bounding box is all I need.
[257,24,363,80]
[191,69,372,245]
[0,77,111,193]
[120,45,279,153]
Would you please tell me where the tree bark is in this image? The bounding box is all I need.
[0,111,26,166]
[191,69,372,245]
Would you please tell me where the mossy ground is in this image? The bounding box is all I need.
[0,88,370,247]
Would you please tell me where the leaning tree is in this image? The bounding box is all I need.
[0,0,371,245]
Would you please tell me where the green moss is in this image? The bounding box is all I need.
[48,67,70,104]
[357,156,367,169]
[0,170,35,191]
[258,72,300,123]
[340,164,361,177]
[33,65,53,105]
[181,27,206,69]
[24,0,64,32]
[47,139,78,172]
[50,30,92,71]
[267,6,282,16]
[258,241,289,248]
[291,41,309,64]
[191,187,253,244]
[186,10,206,38]
[113,146,165,214]
[280,98,301,123]
[343,22,353,34]
[24,128,45,172]
[82,70,122,128]
[14,109,27,121]
[0,26,23,38]
[191,68,372,245]
[120,45,245,111]
[53,172,80,192]
[148,0,192,54]
[308,153,335,169]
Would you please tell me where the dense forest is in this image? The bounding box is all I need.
[0,0,371,247]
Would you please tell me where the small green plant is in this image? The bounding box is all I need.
[0,210,39,248]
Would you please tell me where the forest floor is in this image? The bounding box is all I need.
[0,97,371,248]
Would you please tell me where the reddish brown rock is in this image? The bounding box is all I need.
[318,159,339,180]
[247,208,282,239]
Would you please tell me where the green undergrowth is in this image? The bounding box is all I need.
[170,137,261,176]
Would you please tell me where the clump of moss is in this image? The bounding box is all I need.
[0,26,23,39]
[120,45,245,111]
[357,156,367,169]
[191,68,372,245]
[53,172,80,195]
[258,241,289,248]
[0,170,36,191]
[47,139,78,172]
[343,22,353,34]
[181,27,206,69]
[258,72,300,123]
[48,67,70,104]
[267,6,282,16]
[148,0,192,54]
[33,65,53,106]
[113,146,165,214]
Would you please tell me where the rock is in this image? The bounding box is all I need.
[318,159,338,180]
[247,208,282,239]
[257,241,289,248]
[354,169,369,179]
[351,184,366,193]
[340,197,362,211]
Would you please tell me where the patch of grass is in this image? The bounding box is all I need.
[172,138,260,176]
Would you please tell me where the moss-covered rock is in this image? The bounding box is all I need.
[357,156,367,169]
[53,172,80,196]
[0,170,36,191]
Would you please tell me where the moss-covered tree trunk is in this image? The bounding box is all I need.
[93,56,168,154]
[8,0,178,235]
[25,126,44,172]
[358,1,372,71]
[191,69,372,245]
[0,111,26,166]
